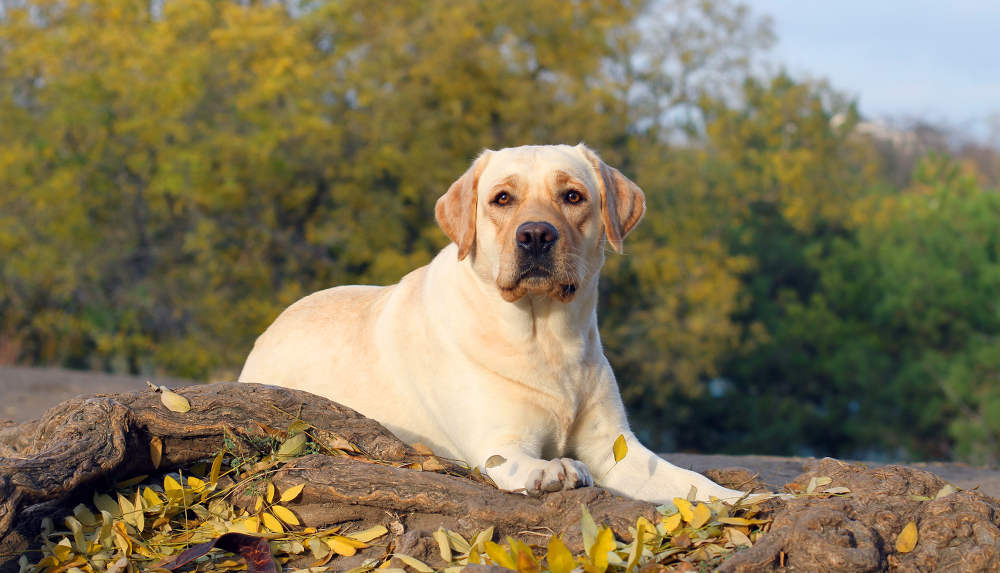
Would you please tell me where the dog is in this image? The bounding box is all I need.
[239,144,743,503]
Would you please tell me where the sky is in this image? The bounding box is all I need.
[746,0,1000,142]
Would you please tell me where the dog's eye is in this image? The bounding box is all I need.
[492,191,512,206]
[564,189,584,204]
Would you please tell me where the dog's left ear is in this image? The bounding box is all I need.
[577,144,646,253]
[436,150,493,260]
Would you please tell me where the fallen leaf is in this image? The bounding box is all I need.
[348,524,389,543]
[485,455,507,468]
[580,504,598,552]
[276,433,307,460]
[689,503,711,529]
[280,483,305,502]
[727,527,753,548]
[394,554,435,573]
[433,528,452,563]
[662,512,683,533]
[209,451,224,485]
[271,505,299,526]
[150,436,163,468]
[484,541,515,570]
[674,498,694,523]
[613,434,628,463]
[161,532,278,573]
[935,484,958,499]
[547,536,574,573]
[261,512,284,533]
[896,521,918,553]
[159,387,191,413]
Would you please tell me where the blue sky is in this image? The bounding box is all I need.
[747,0,1000,140]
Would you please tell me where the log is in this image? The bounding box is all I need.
[2,383,999,572]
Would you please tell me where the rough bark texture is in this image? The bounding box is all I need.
[1,383,999,572]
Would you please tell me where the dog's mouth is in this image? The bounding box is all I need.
[498,260,578,303]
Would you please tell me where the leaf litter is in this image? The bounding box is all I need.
[18,419,803,573]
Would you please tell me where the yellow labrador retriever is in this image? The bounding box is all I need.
[239,144,742,503]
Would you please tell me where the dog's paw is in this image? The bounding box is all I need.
[524,458,593,497]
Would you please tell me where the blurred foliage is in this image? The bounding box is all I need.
[2,0,999,462]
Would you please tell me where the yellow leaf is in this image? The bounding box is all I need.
[896,521,918,553]
[261,512,284,533]
[327,537,357,557]
[188,476,206,494]
[150,436,163,469]
[674,498,694,523]
[613,434,628,463]
[142,487,161,508]
[164,475,184,502]
[254,496,264,513]
[242,516,260,533]
[433,528,452,563]
[133,489,145,533]
[718,517,770,526]
[53,538,73,561]
[484,541,516,569]
[209,452,224,485]
[516,546,540,573]
[546,536,574,573]
[159,388,191,413]
[271,505,299,526]
[626,519,646,573]
[580,504,598,552]
[348,524,389,543]
[589,527,615,573]
[266,482,276,503]
[689,503,711,529]
[662,512,682,533]
[280,483,305,502]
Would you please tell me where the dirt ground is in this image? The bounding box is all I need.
[3,364,1000,498]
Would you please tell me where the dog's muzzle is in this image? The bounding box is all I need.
[516,221,559,258]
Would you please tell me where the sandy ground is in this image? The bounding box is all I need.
[3,365,999,498]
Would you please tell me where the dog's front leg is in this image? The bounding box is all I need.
[570,378,745,504]
[473,443,594,497]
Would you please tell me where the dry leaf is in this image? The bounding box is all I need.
[674,498,694,523]
[159,388,191,413]
[896,521,918,553]
[279,483,305,502]
[276,433,307,460]
[209,451,224,485]
[270,505,299,526]
[689,503,711,529]
[150,436,163,469]
[613,434,628,463]
[485,455,507,468]
[348,524,389,543]
[433,528,452,563]
[261,512,284,533]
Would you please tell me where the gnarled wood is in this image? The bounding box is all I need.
[2,384,1000,572]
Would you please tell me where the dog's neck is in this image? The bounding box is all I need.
[429,246,603,364]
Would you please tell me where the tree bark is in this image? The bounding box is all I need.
[2,383,999,572]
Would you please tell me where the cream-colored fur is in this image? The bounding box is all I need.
[239,144,742,503]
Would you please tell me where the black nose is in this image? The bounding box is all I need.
[516,221,559,255]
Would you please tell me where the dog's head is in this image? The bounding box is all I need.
[435,144,645,303]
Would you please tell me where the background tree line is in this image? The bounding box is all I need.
[2,0,998,462]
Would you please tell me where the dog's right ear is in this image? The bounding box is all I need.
[435,150,493,260]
